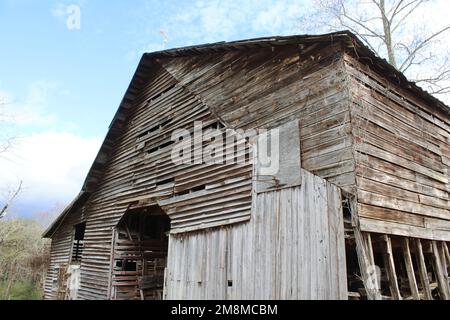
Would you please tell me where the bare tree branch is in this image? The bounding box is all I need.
[0,181,23,219]
[399,26,450,72]
[391,0,426,32]
[302,0,450,102]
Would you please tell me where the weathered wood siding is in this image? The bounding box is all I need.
[164,169,347,300]
[45,44,354,300]
[75,64,253,299]
[158,44,356,193]
[345,54,450,241]
[44,207,84,300]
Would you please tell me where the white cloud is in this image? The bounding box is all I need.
[51,3,67,21]
[2,80,60,127]
[136,0,310,52]
[0,131,102,211]
[252,1,305,34]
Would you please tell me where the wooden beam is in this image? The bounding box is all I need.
[364,232,382,298]
[431,241,450,300]
[442,242,450,295]
[401,238,420,300]
[107,228,116,300]
[365,232,375,266]
[439,242,449,280]
[351,193,382,301]
[414,238,433,300]
[440,242,449,299]
[382,234,401,300]
[354,228,382,300]
[443,242,450,268]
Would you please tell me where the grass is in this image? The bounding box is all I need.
[0,280,43,300]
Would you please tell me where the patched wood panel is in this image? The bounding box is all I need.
[164,168,347,300]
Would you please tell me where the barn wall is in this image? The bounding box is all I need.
[158,44,356,193]
[164,168,347,300]
[43,207,84,300]
[72,46,355,299]
[76,65,253,299]
[46,45,355,300]
[345,54,450,241]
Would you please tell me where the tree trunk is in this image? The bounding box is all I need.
[380,0,397,68]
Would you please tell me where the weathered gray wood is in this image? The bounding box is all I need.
[443,242,450,267]
[165,169,346,299]
[44,34,450,301]
[439,242,449,294]
[382,234,402,300]
[255,120,302,193]
[431,240,450,300]
[402,238,420,300]
[353,229,382,300]
[415,239,433,300]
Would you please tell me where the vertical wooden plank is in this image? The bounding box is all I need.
[443,242,450,267]
[326,186,338,299]
[333,188,347,299]
[303,172,312,299]
[318,178,330,299]
[364,232,382,299]
[431,240,450,300]
[382,234,402,300]
[297,174,306,299]
[365,233,375,267]
[354,228,381,300]
[106,228,116,300]
[415,238,433,300]
[291,187,298,300]
[401,238,420,300]
[439,242,449,292]
[351,196,381,300]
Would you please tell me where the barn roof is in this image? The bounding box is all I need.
[43,30,449,238]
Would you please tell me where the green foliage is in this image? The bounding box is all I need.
[0,218,49,300]
[0,280,43,300]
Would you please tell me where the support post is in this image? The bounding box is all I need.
[382,234,401,300]
[414,239,432,300]
[402,238,420,300]
[431,241,450,300]
[350,198,381,300]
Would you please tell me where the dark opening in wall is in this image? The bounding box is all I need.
[156,177,175,186]
[146,84,176,104]
[147,140,175,155]
[159,117,172,128]
[71,222,86,263]
[137,117,173,141]
[112,206,170,300]
[191,185,206,192]
[124,260,137,272]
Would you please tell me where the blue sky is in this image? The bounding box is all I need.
[0,0,311,220]
[1,0,448,223]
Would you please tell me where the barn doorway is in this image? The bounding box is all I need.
[110,205,170,300]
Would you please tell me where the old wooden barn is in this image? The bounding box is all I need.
[43,31,450,300]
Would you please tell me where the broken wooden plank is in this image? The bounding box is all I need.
[382,234,401,300]
[431,240,450,300]
[402,238,420,300]
[353,228,382,300]
[414,238,433,300]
